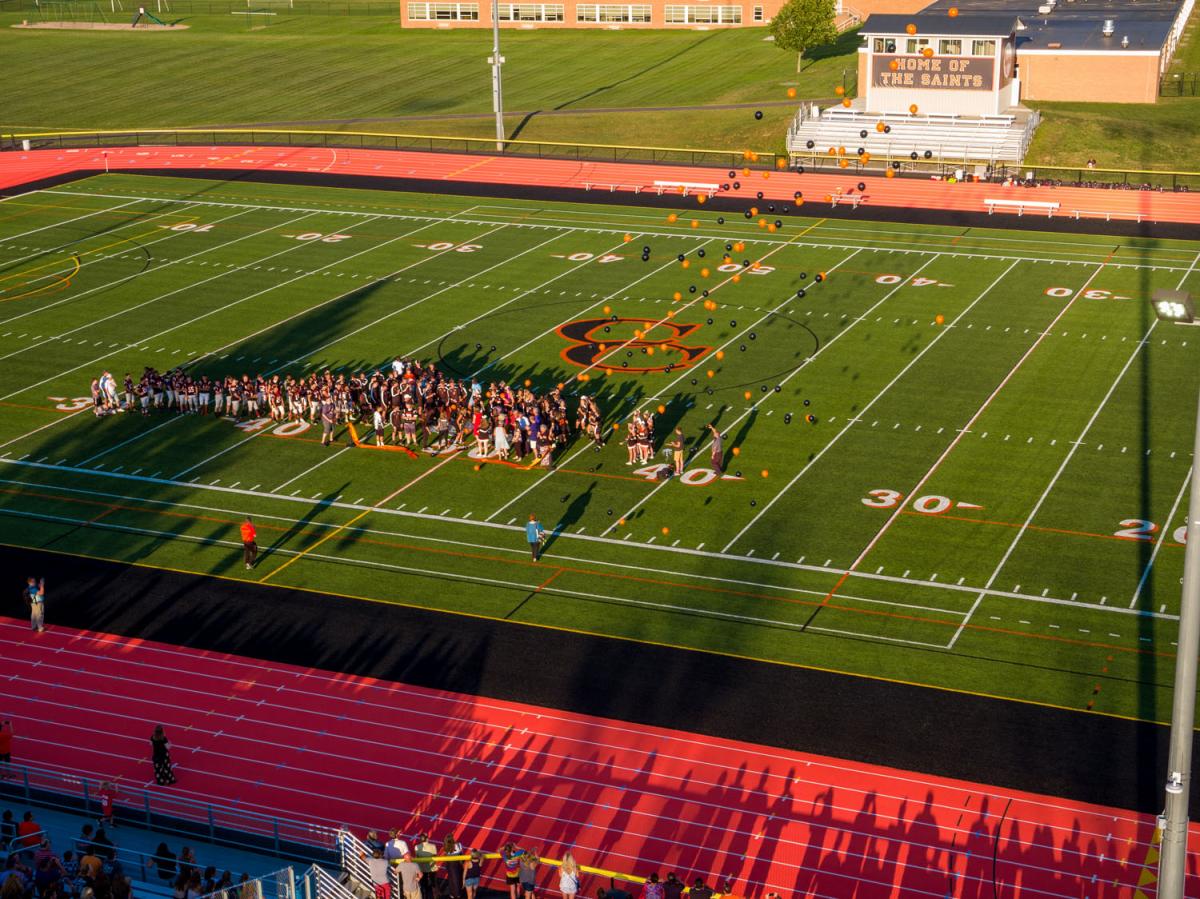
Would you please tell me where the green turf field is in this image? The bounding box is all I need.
[0,173,1197,724]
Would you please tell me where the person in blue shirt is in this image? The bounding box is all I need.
[525,514,545,561]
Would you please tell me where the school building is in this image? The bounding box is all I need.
[400,0,785,28]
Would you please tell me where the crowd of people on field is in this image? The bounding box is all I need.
[87,359,613,466]
[355,830,744,899]
[2,807,258,899]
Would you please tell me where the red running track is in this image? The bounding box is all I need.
[1,618,1197,899]
[2,144,1199,225]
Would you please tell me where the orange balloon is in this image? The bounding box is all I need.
[787,87,797,98]
[716,350,725,360]
[841,98,852,108]
[734,242,744,252]
[744,391,752,400]
[876,121,886,132]
[838,146,846,156]
[763,171,770,179]
[935,314,945,325]
[776,158,788,169]
[835,86,845,96]
[750,206,758,216]
[661,527,670,535]
[682,259,691,268]
[623,233,632,242]
[905,22,917,34]
[922,47,934,58]
[697,195,707,205]
[658,404,666,413]
[732,274,741,283]
[732,447,741,457]
[761,470,769,478]
[948,5,958,15]
[673,291,682,301]
[759,219,767,228]
[707,370,715,378]
[795,197,804,206]
[690,219,700,228]
[667,213,678,223]
[839,160,849,168]
[768,223,777,232]
[886,168,896,178]
[888,59,899,72]
[603,305,611,314]
[910,103,919,114]
[701,267,710,278]
[742,167,751,176]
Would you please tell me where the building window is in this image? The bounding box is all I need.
[577,3,651,20]
[497,2,563,19]
[873,37,896,52]
[753,4,762,19]
[971,39,996,55]
[939,38,961,54]
[408,2,479,17]
[663,4,740,22]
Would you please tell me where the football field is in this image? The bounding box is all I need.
[1,173,1197,723]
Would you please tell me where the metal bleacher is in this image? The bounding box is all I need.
[785,104,1041,167]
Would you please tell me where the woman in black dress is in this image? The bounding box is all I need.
[151,726,176,786]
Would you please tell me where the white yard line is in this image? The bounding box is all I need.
[0,408,90,453]
[1129,468,1192,609]
[0,206,269,354]
[274,445,352,492]
[0,458,1178,620]
[172,432,267,480]
[39,189,1196,273]
[1,211,390,400]
[376,450,462,505]
[0,198,142,245]
[597,246,911,539]
[722,257,1018,553]
[487,246,864,526]
[77,416,184,467]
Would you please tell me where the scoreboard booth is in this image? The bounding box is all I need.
[786,12,1039,169]
[859,14,1019,116]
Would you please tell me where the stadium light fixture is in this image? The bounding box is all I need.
[1150,289,1195,324]
[1157,381,1200,899]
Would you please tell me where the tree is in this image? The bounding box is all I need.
[769,0,839,72]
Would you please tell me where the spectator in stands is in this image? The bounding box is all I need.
[172,873,188,899]
[111,877,131,899]
[518,853,538,899]
[216,871,234,898]
[76,826,95,856]
[151,726,177,786]
[688,879,713,899]
[384,831,409,864]
[98,782,117,830]
[77,847,103,883]
[2,871,28,899]
[93,871,113,899]
[558,853,579,899]
[201,866,217,895]
[34,854,66,896]
[91,831,115,862]
[661,874,682,899]
[413,834,437,899]
[367,849,390,899]
[642,874,663,899]
[364,832,385,858]
[595,880,630,899]
[439,835,464,899]
[1,811,15,846]
[500,844,525,899]
[396,853,422,899]
[153,844,177,883]
[17,812,41,851]
[178,848,197,883]
[61,851,80,892]
[185,871,202,899]
[462,851,481,899]
[237,873,261,899]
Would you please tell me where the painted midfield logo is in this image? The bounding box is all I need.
[556,317,711,373]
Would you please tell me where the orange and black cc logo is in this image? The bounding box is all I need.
[557,317,711,373]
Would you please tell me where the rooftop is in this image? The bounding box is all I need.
[858,12,1020,35]
[917,0,1181,51]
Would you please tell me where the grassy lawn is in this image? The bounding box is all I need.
[0,12,859,145]
[0,173,1197,722]
[1024,98,1200,171]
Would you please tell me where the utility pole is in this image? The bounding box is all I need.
[489,0,505,152]
[1158,381,1200,898]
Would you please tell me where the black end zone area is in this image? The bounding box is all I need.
[0,543,1185,815]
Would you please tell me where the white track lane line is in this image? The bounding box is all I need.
[722,257,1017,552]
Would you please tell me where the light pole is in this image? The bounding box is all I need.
[488,0,505,152]
[1154,289,1200,899]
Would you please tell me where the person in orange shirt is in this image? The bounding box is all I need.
[0,719,12,781]
[240,516,257,570]
[17,810,41,849]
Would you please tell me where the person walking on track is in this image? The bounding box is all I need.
[240,516,257,570]
[151,725,176,786]
[526,514,546,562]
[24,576,45,633]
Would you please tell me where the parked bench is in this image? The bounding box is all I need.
[583,182,643,194]
[985,198,1060,217]
[830,193,865,208]
[1072,209,1144,223]
[652,180,719,198]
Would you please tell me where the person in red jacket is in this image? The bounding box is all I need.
[240,517,257,570]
